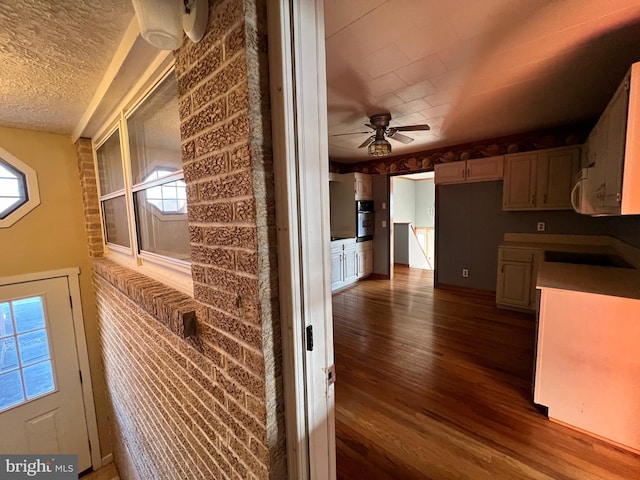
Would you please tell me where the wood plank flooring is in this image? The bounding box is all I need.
[333,266,640,480]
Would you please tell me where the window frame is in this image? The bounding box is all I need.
[0,147,41,228]
[93,65,192,295]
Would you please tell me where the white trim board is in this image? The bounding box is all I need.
[268,0,336,478]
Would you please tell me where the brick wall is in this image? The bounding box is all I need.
[82,0,287,478]
[75,138,104,257]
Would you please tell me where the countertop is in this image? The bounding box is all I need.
[500,233,640,300]
[537,262,640,300]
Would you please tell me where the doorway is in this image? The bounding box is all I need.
[390,172,436,271]
[0,275,94,471]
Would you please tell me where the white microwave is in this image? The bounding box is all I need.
[571,168,599,215]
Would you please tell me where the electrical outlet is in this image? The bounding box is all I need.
[537,222,546,232]
[382,202,387,210]
[462,268,469,278]
[381,220,387,228]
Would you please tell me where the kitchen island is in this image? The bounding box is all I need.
[532,237,640,454]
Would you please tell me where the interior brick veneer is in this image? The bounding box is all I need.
[75,138,104,257]
[78,0,287,478]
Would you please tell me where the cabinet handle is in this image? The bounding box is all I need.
[543,193,548,204]
[531,193,536,205]
[501,265,504,274]
[466,167,470,178]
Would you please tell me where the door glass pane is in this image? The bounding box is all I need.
[127,72,182,185]
[0,302,13,337]
[13,296,45,333]
[102,196,131,248]
[0,295,56,413]
[18,330,51,366]
[0,370,25,410]
[23,361,55,399]
[134,184,190,262]
[0,337,19,372]
[96,129,125,195]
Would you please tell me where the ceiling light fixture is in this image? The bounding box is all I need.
[368,134,392,157]
[131,0,209,50]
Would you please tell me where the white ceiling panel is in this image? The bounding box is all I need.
[325,0,640,163]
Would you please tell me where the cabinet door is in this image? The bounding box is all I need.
[537,147,580,209]
[330,251,343,290]
[354,174,373,200]
[435,162,466,184]
[363,249,374,276]
[344,245,358,282]
[356,249,374,278]
[496,261,533,308]
[503,153,537,209]
[356,252,365,278]
[466,156,504,182]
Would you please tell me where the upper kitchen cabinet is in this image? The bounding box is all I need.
[580,62,640,215]
[434,156,504,185]
[354,173,373,200]
[331,172,373,200]
[329,172,373,236]
[503,146,580,211]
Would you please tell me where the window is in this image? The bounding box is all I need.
[95,68,190,273]
[0,147,40,228]
[0,296,56,412]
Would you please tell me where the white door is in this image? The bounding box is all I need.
[0,277,91,471]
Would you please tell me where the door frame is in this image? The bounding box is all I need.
[267,0,336,478]
[0,268,102,470]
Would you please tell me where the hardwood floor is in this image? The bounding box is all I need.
[333,266,640,480]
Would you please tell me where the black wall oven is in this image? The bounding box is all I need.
[356,200,374,242]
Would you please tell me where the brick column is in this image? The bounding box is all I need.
[74,138,104,257]
[175,0,286,478]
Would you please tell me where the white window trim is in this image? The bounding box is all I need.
[92,65,193,297]
[0,146,40,228]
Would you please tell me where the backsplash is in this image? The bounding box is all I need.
[609,215,640,248]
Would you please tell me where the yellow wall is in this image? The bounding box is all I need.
[0,125,111,458]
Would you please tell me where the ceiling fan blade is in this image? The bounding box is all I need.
[394,124,431,132]
[387,131,414,144]
[358,136,375,148]
[365,123,377,130]
[332,131,373,137]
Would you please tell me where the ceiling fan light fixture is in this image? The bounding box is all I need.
[368,137,391,157]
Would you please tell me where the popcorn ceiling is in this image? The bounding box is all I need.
[0,1,133,134]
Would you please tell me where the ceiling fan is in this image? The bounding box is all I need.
[332,113,430,157]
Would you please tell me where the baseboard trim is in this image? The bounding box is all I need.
[101,454,114,466]
[369,273,388,279]
[436,283,495,298]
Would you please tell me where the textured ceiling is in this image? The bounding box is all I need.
[0,0,133,134]
[325,0,640,163]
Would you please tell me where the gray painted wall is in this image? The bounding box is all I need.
[393,223,409,264]
[373,175,390,276]
[436,181,612,290]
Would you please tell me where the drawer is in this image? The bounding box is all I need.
[499,248,536,263]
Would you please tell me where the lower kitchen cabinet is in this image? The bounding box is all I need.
[496,246,541,310]
[331,239,372,291]
[331,238,357,290]
[356,241,373,278]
